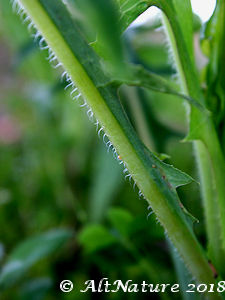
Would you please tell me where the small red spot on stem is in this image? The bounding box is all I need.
[179,202,184,208]
[208,260,218,278]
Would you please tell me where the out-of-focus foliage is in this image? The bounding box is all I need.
[0,1,214,299]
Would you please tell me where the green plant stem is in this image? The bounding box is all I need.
[161,8,225,272]
[194,141,225,272]
[18,0,221,295]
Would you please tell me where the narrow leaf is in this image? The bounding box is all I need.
[89,144,122,223]
[16,0,219,287]
[0,229,73,289]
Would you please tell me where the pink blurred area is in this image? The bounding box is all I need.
[0,113,21,144]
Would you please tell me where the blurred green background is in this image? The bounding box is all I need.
[0,1,205,299]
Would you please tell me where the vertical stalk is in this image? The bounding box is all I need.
[194,141,225,273]
[161,10,225,272]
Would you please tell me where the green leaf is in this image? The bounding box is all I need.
[78,225,117,253]
[0,229,73,289]
[154,160,195,190]
[18,0,220,288]
[143,146,198,223]
[88,144,122,223]
[33,0,196,222]
[107,207,133,237]
[74,0,124,71]
[18,278,53,300]
[116,0,150,31]
[111,64,208,113]
[143,146,195,189]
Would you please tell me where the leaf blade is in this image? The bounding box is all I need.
[0,229,73,289]
[17,0,219,288]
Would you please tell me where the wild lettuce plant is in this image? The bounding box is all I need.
[9,0,225,298]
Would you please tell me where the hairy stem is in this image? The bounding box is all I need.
[194,141,225,273]
[161,6,225,272]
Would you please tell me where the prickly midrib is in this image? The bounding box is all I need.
[17,0,221,291]
[16,1,168,211]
